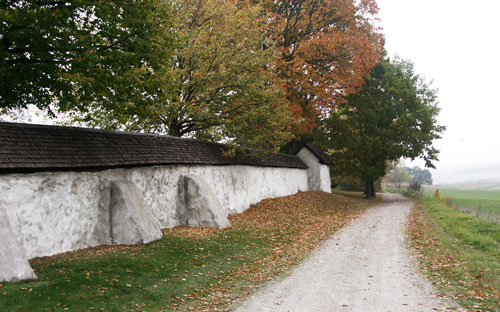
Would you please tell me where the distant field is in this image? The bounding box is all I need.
[423,183,500,221]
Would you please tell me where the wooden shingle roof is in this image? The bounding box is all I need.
[0,122,307,174]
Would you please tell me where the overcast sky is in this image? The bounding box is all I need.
[376,0,500,184]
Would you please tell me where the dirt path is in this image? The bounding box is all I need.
[234,193,463,312]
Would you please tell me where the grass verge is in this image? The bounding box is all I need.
[0,191,374,312]
[409,197,500,311]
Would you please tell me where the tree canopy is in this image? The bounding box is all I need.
[407,166,433,185]
[245,0,383,135]
[315,56,445,197]
[79,0,296,152]
[1,0,383,153]
[0,0,174,113]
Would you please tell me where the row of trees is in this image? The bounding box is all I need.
[1,0,382,151]
[1,1,444,196]
[385,165,433,189]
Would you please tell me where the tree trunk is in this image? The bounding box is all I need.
[370,180,376,198]
[167,119,183,137]
[365,180,376,198]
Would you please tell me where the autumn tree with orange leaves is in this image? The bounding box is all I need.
[237,0,383,135]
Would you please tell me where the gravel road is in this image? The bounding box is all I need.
[234,193,463,312]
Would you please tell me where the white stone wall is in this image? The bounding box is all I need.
[319,164,332,192]
[0,165,308,259]
[296,147,331,193]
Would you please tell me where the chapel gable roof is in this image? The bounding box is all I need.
[0,122,307,174]
[297,143,333,166]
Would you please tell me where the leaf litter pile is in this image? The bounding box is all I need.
[0,191,374,312]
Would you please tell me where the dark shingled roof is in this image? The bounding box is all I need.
[300,143,333,166]
[0,122,307,174]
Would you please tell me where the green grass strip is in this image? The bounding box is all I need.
[410,197,500,311]
[0,191,372,312]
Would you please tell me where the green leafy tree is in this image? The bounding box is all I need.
[315,55,445,197]
[407,166,433,185]
[0,0,174,113]
[85,0,296,152]
[386,166,411,189]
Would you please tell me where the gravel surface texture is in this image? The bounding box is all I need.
[234,193,464,312]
